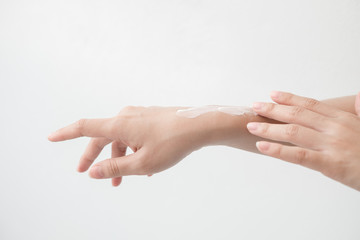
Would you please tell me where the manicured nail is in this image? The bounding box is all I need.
[252,102,264,110]
[270,91,281,99]
[256,141,270,151]
[247,122,259,131]
[90,166,104,179]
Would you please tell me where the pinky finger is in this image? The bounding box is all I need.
[256,141,325,172]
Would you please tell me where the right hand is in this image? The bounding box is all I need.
[247,91,360,191]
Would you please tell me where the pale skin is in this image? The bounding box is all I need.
[48,91,360,191]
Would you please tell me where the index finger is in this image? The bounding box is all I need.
[270,91,342,118]
[48,118,114,142]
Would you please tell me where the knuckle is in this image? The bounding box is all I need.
[259,123,270,135]
[284,124,300,138]
[107,158,120,176]
[328,121,345,135]
[120,105,137,113]
[289,106,304,120]
[272,144,282,157]
[281,92,293,103]
[294,149,308,165]
[303,98,319,109]
[264,103,275,113]
[76,118,87,135]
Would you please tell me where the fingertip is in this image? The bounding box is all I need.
[47,133,57,141]
[252,102,264,111]
[256,141,271,152]
[77,165,87,173]
[270,91,281,100]
[247,122,259,132]
[48,131,62,142]
[112,182,121,187]
[89,165,104,179]
[112,177,122,186]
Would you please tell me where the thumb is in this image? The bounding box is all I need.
[89,150,145,179]
[355,92,360,117]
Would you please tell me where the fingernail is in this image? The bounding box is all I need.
[256,141,270,151]
[90,166,104,179]
[252,102,264,110]
[270,91,281,99]
[247,122,259,131]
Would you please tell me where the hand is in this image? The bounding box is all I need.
[247,91,360,191]
[48,106,209,186]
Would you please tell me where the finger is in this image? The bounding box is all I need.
[112,177,122,186]
[78,137,112,172]
[89,149,145,179]
[252,102,329,131]
[269,91,342,117]
[48,118,114,142]
[111,141,127,187]
[355,92,360,117]
[256,141,325,172]
[247,122,323,150]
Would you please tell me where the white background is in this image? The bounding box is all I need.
[1,0,360,239]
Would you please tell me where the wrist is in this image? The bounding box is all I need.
[185,110,268,150]
[180,111,252,148]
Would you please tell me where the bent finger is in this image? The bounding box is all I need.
[78,137,112,172]
[48,118,114,142]
[89,149,146,179]
[111,141,127,187]
[256,141,325,172]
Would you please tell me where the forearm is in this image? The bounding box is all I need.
[188,111,272,153]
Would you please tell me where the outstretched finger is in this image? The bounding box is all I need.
[48,118,114,141]
[251,102,330,132]
[270,91,342,118]
[111,141,127,187]
[247,122,324,150]
[78,137,112,172]
[256,141,325,172]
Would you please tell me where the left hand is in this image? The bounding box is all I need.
[48,106,211,187]
[247,91,360,191]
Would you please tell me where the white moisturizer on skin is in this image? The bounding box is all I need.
[176,105,257,118]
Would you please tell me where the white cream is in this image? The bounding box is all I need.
[176,105,256,118]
